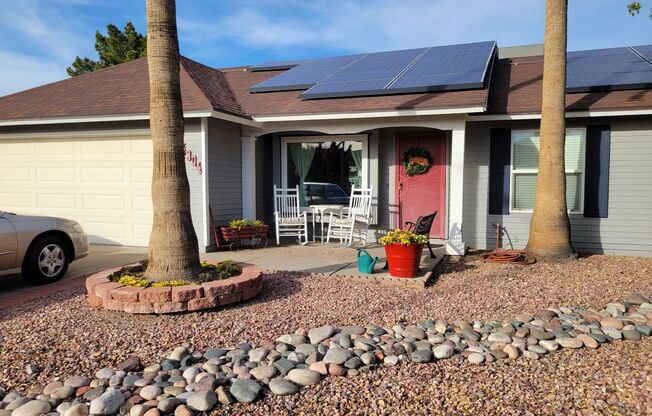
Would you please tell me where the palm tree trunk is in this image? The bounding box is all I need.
[525,0,575,260]
[144,0,201,281]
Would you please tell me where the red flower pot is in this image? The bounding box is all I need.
[384,243,424,278]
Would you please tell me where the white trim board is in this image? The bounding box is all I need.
[0,110,255,127]
[254,106,485,123]
[468,108,652,121]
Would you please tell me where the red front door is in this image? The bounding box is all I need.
[395,132,446,238]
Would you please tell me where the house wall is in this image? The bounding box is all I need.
[182,119,205,250]
[463,117,652,257]
[206,118,242,247]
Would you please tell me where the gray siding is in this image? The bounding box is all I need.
[183,119,205,251]
[463,118,652,257]
[206,118,242,246]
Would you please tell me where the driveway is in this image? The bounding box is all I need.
[0,244,147,309]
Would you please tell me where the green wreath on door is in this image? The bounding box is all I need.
[402,147,433,176]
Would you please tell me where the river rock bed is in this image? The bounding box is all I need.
[1,293,650,416]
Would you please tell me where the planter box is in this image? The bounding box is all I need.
[220,225,269,250]
[384,243,424,278]
[221,225,269,241]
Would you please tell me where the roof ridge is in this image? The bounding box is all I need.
[180,56,250,119]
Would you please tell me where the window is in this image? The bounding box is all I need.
[510,128,585,213]
[282,135,368,207]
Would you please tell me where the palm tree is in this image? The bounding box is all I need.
[525,0,576,259]
[144,0,201,281]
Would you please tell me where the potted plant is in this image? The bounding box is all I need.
[379,229,428,278]
[220,219,269,249]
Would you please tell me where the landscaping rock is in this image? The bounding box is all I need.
[433,344,455,359]
[186,391,217,412]
[250,365,277,381]
[117,356,143,372]
[556,338,584,349]
[229,379,261,403]
[411,349,432,363]
[268,379,299,396]
[288,369,321,386]
[468,353,485,364]
[64,404,89,416]
[12,400,51,416]
[308,326,335,344]
[90,390,125,415]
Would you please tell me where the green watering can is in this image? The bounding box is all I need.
[357,249,379,274]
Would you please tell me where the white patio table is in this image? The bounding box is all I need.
[308,204,344,243]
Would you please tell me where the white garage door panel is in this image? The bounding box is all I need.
[0,136,153,246]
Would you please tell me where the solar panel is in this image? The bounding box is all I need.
[566,46,652,92]
[248,54,364,93]
[248,59,309,72]
[387,41,496,92]
[300,48,427,99]
[631,44,652,62]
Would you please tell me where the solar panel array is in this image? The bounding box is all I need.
[248,54,364,92]
[248,59,309,72]
[248,41,497,98]
[566,46,652,92]
[387,41,496,93]
[247,41,652,99]
[299,48,427,99]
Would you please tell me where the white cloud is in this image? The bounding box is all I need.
[0,0,94,96]
[179,0,543,55]
[0,51,68,96]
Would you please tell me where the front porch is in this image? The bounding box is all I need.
[203,242,446,288]
[236,115,468,256]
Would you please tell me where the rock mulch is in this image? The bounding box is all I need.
[0,293,650,416]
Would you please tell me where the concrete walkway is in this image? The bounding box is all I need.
[0,244,147,309]
[202,242,445,279]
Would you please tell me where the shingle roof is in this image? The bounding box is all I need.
[221,68,489,117]
[0,56,248,121]
[487,56,652,115]
[1,53,651,123]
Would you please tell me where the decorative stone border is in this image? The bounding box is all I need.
[86,263,263,314]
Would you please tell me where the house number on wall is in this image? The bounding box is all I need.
[184,143,202,175]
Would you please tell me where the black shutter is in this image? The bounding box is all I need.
[488,128,511,215]
[584,125,611,218]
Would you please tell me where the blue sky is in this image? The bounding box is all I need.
[0,0,650,96]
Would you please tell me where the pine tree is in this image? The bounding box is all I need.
[67,22,147,76]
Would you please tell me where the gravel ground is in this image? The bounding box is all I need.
[1,254,651,415]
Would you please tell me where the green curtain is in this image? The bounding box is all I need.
[351,149,362,188]
[289,143,316,205]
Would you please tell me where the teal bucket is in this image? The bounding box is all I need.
[357,249,379,274]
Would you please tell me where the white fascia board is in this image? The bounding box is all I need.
[0,128,151,140]
[467,108,652,121]
[208,111,261,127]
[0,110,255,127]
[252,106,485,123]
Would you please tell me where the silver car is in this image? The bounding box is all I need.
[0,211,89,284]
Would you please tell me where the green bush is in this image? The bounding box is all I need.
[228,218,264,228]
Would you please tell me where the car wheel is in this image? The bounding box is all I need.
[22,236,70,284]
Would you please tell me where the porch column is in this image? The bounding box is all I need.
[447,124,466,255]
[241,136,257,219]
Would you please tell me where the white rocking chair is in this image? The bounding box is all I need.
[273,185,309,245]
[326,186,373,246]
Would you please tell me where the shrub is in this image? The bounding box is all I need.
[227,218,264,228]
[378,229,428,246]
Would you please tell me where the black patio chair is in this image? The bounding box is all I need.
[405,211,438,259]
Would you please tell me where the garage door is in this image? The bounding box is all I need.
[0,135,153,246]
